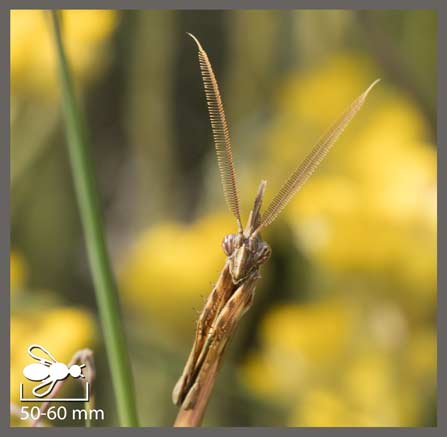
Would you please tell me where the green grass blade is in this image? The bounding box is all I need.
[48,11,139,426]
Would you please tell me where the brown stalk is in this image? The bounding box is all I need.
[31,349,95,427]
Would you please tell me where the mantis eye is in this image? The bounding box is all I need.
[256,243,271,265]
[222,233,243,256]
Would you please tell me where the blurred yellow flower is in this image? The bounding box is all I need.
[343,351,395,415]
[261,302,353,365]
[262,53,437,316]
[240,301,355,401]
[11,10,118,97]
[119,213,235,336]
[404,327,437,389]
[242,299,436,426]
[277,53,376,128]
[261,53,377,181]
[223,51,436,427]
[289,388,374,427]
[10,307,96,403]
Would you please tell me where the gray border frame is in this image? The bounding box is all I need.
[2,1,443,434]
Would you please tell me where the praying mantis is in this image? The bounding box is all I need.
[173,33,379,426]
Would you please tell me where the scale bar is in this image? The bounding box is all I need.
[19,382,89,402]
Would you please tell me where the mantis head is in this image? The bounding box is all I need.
[222,181,271,284]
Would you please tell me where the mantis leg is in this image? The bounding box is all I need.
[180,273,258,410]
[172,262,235,406]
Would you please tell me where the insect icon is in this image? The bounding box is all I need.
[22,344,86,398]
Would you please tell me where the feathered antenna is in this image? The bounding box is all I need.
[188,33,243,232]
[255,79,381,234]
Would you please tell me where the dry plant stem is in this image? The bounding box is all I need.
[10,403,22,418]
[31,349,95,427]
[174,359,220,427]
[30,381,65,427]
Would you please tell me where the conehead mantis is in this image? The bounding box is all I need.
[173,33,380,426]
